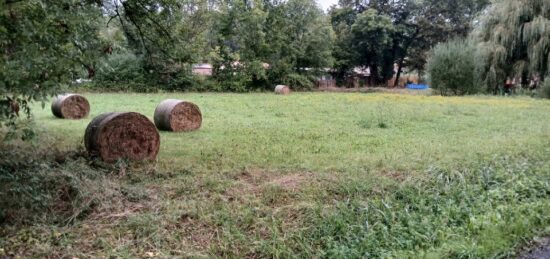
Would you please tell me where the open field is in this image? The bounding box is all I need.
[2,92,550,258]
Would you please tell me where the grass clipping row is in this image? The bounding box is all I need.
[51,94,90,119]
[154,99,202,132]
[85,112,160,163]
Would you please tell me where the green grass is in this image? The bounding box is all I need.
[1,92,550,258]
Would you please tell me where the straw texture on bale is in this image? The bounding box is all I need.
[85,112,160,163]
[51,94,90,119]
[275,85,291,95]
[154,99,202,132]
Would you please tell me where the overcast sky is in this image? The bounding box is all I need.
[317,0,339,11]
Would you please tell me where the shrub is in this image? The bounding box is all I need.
[188,76,220,92]
[427,39,482,96]
[93,53,207,92]
[215,70,252,92]
[283,73,315,90]
[94,53,149,90]
[159,69,198,92]
[214,61,270,92]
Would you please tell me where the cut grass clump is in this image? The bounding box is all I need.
[0,141,116,225]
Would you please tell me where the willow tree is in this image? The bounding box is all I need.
[472,0,550,92]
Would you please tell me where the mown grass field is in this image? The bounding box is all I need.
[2,92,550,258]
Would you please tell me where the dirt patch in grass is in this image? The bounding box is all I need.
[380,170,410,182]
[228,169,315,197]
[267,173,311,191]
[87,186,157,222]
[175,213,217,252]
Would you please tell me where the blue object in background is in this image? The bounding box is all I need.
[406,84,429,90]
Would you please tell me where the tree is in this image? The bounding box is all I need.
[0,0,105,128]
[211,0,334,90]
[1,0,219,127]
[400,0,490,82]
[472,0,550,92]
[329,0,490,86]
[209,0,269,91]
[104,0,214,90]
[330,5,357,83]
[350,9,395,84]
[283,0,334,72]
[262,0,334,88]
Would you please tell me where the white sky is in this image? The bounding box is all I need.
[316,0,339,11]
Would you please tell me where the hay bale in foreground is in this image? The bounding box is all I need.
[275,85,291,95]
[154,99,202,132]
[85,112,160,163]
[51,94,90,119]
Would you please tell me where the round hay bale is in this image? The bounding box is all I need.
[275,85,290,95]
[51,94,90,119]
[154,99,202,132]
[85,112,160,163]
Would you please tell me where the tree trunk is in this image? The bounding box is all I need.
[371,64,381,85]
[394,57,405,88]
[394,29,419,88]
[86,65,96,79]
